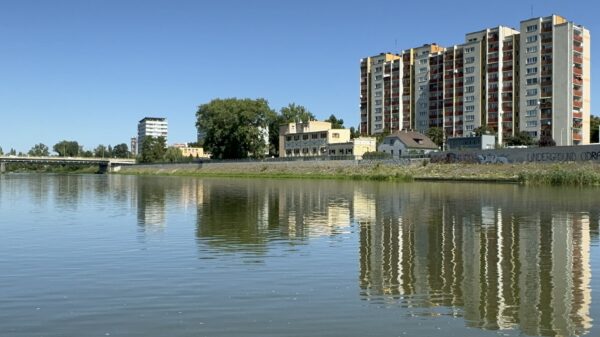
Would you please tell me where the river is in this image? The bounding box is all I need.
[1,174,599,337]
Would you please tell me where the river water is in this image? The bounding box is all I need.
[1,174,599,337]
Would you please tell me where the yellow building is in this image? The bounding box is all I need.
[279,120,351,157]
[172,144,210,158]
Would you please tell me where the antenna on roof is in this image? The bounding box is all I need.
[530,4,534,17]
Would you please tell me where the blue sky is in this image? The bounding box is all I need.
[0,0,597,153]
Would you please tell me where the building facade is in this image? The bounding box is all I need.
[279,120,352,157]
[137,117,168,153]
[360,14,590,146]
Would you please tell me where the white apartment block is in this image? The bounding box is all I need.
[360,14,590,146]
[137,117,168,153]
[519,15,590,145]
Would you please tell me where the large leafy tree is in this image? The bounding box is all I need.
[53,140,80,157]
[0,146,4,155]
[112,143,130,158]
[197,98,274,159]
[279,103,315,124]
[325,114,344,129]
[28,143,50,156]
[94,145,109,158]
[426,127,444,148]
[140,136,167,163]
[163,147,183,163]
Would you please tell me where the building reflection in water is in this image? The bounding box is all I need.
[359,183,597,337]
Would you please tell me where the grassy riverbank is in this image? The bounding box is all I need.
[117,161,600,186]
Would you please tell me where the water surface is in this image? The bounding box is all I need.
[1,174,599,337]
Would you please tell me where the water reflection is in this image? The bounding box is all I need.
[195,180,358,253]
[359,183,599,337]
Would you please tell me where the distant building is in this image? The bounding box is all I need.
[378,131,439,158]
[138,117,168,153]
[130,137,137,156]
[446,135,496,150]
[327,137,377,159]
[279,121,351,157]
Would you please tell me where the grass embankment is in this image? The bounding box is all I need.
[118,161,600,186]
[5,165,99,174]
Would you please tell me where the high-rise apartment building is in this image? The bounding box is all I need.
[137,117,168,153]
[360,14,590,146]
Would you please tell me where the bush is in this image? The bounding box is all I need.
[362,151,392,160]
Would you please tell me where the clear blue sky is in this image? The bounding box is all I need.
[0,0,597,153]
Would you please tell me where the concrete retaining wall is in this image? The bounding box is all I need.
[430,144,600,164]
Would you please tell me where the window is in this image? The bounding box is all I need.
[375,116,382,121]
[527,99,538,106]
[419,59,428,64]
[418,76,427,83]
[526,78,538,85]
[526,67,538,75]
[526,88,538,96]
[526,46,538,53]
[375,124,382,129]
[526,35,538,43]
[465,76,475,84]
[375,99,382,106]
[465,95,475,102]
[465,86,475,93]
[466,125,474,131]
[465,105,475,112]
[526,57,538,64]
[293,135,299,140]
[311,134,318,139]
[375,66,382,73]
[375,107,382,113]
[302,134,308,140]
[526,120,538,127]
[526,109,537,117]
[320,132,327,138]
[465,66,475,74]
[375,83,382,89]
[419,67,427,73]
[465,57,475,64]
[286,136,291,141]
[464,47,475,53]
[526,24,538,32]
[375,75,382,80]
[375,91,382,97]
[332,133,340,139]
[465,115,475,121]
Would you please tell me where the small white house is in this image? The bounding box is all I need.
[378,131,439,158]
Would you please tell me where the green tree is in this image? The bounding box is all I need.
[9,148,17,156]
[140,136,167,163]
[590,115,600,143]
[28,143,50,157]
[349,126,361,139]
[279,103,315,124]
[163,147,184,163]
[474,125,495,136]
[0,146,4,155]
[196,98,273,159]
[426,127,444,148]
[504,131,535,146]
[94,145,109,158]
[538,134,556,147]
[53,140,80,157]
[112,143,130,158]
[325,114,344,129]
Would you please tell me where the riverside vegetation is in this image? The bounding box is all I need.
[117,161,600,187]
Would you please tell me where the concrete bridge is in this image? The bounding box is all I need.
[0,156,136,173]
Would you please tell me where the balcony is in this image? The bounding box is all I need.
[542,25,552,33]
[574,34,583,42]
[574,55,583,64]
[502,66,513,71]
[502,76,513,81]
[488,67,499,73]
[573,132,583,141]
[574,67,583,75]
[574,77,583,85]
[574,45,583,53]
[503,55,513,61]
[574,111,583,119]
[574,89,583,97]
[573,100,583,108]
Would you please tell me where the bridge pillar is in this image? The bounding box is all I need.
[98,163,109,174]
[0,162,5,174]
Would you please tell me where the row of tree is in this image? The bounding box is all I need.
[0,141,131,158]
[196,98,357,159]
